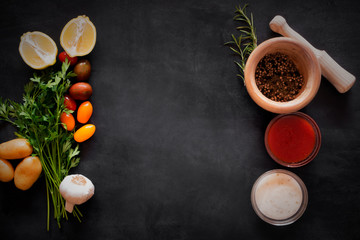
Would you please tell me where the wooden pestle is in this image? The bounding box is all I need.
[269,15,356,93]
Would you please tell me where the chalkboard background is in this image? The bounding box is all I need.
[1,0,359,239]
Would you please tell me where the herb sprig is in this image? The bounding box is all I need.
[226,4,257,81]
[0,62,81,230]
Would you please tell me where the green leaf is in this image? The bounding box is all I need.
[226,3,257,81]
[67,72,77,78]
[240,30,251,35]
[24,82,34,93]
[62,140,72,154]
[0,103,8,116]
[236,26,250,30]
[19,111,31,119]
[68,145,80,159]
[229,47,241,55]
[224,40,235,45]
[234,61,244,70]
[30,75,41,83]
[70,157,80,169]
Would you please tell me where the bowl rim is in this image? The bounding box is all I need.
[244,37,321,114]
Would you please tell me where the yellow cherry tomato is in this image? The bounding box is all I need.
[74,124,96,142]
[60,112,75,131]
[77,101,93,124]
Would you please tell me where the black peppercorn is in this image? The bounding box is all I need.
[255,52,304,102]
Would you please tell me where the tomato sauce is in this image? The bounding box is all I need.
[267,114,316,163]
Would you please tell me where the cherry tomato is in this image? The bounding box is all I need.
[60,112,75,131]
[77,101,93,124]
[74,59,91,81]
[74,124,96,142]
[64,94,77,111]
[69,82,93,100]
[58,51,78,66]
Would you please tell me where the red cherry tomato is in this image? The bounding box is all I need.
[69,82,93,100]
[58,51,78,66]
[77,101,93,124]
[64,94,77,111]
[74,124,96,142]
[60,112,75,131]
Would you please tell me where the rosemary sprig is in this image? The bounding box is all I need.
[225,3,257,81]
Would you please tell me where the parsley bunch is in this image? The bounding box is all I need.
[0,62,82,230]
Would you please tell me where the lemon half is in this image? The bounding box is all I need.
[60,15,96,57]
[19,31,57,70]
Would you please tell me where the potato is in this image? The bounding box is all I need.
[0,138,33,160]
[14,156,42,190]
[0,158,14,182]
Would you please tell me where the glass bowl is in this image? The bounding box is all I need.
[265,112,321,168]
[251,169,308,226]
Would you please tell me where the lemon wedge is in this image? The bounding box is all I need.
[19,31,57,70]
[60,15,96,57]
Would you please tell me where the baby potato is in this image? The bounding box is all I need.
[14,156,42,190]
[0,158,14,182]
[0,138,33,160]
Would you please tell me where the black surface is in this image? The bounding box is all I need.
[1,0,360,239]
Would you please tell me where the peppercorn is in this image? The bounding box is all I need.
[255,52,304,102]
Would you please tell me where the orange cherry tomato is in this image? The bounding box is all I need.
[60,112,75,131]
[77,101,93,124]
[74,124,96,142]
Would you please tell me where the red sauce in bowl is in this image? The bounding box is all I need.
[265,112,321,167]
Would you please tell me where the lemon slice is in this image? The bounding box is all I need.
[19,31,57,70]
[60,15,96,57]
